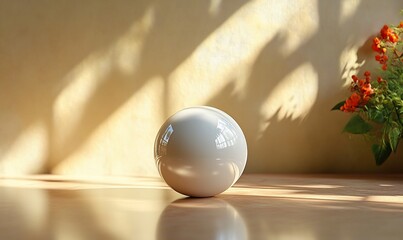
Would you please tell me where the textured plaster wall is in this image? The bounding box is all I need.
[0,0,402,176]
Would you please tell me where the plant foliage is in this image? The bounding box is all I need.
[333,19,403,165]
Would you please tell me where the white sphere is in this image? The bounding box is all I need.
[154,106,248,197]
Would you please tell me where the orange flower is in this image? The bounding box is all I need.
[380,24,399,43]
[341,93,361,112]
[381,25,390,39]
[362,94,371,103]
[371,38,382,53]
[375,54,388,64]
[390,33,399,43]
[372,42,381,53]
[334,18,402,165]
[377,77,384,83]
[361,83,374,96]
[349,92,361,106]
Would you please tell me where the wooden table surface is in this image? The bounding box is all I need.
[1,174,403,240]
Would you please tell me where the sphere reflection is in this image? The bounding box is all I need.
[154,106,248,197]
[157,198,247,240]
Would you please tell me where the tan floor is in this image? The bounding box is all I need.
[1,174,403,240]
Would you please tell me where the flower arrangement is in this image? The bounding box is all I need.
[332,18,403,165]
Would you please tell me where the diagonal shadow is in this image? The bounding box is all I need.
[1,0,402,174]
[207,0,403,173]
[0,0,248,173]
[0,0,153,173]
[50,0,249,170]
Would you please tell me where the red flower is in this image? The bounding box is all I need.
[380,24,399,43]
[349,92,361,105]
[380,25,391,39]
[334,19,402,165]
[377,77,384,83]
[341,93,361,112]
[381,25,388,38]
[375,54,388,64]
[390,33,399,43]
[361,83,374,96]
[372,42,381,53]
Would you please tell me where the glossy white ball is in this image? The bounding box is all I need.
[154,106,248,197]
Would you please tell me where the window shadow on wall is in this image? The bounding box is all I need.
[0,0,402,175]
[0,0,247,173]
[206,0,403,173]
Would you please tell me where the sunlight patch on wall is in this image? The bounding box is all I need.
[209,0,223,16]
[339,45,365,87]
[52,77,164,176]
[53,53,112,150]
[167,0,305,112]
[0,121,48,174]
[115,7,155,74]
[53,7,155,154]
[340,0,361,25]
[260,63,318,129]
[280,0,318,56]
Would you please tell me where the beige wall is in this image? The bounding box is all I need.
[0,0,402,176]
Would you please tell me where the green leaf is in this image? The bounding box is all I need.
[372,143,392,165]
[388,127,401,152]
[368,108,385,123]
[331,101,345,111]
[395,43,403,55]
[343,114,372,134]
